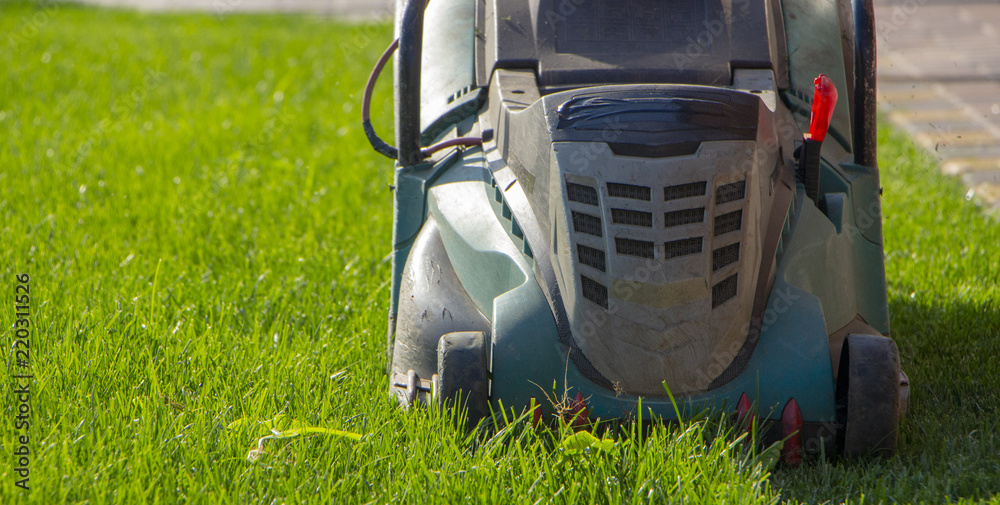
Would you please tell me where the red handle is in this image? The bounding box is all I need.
[807,74,838,142]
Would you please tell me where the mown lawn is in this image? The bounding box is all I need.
[1,2,998,504]
[773,125,1000,504]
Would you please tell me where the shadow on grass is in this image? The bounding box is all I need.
[771,295,1000,504]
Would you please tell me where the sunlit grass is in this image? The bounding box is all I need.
[772,126,1000,503]
[0,2,779,503]
[1,1,999,503]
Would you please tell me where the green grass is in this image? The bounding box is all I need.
[0,2,777,503]
[1,2,999,503]
[771,125,1000,503]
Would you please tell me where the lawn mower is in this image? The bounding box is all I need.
[362,0,908,460]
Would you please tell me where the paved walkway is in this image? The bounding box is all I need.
[875,0,1000,212]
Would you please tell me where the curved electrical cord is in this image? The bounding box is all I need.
[362,33,483,160]
[363,38,400,160]
[421,136,483,157]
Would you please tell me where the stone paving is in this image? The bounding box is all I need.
[875,0,1000,212]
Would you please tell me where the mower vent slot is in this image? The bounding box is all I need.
[611,208,653,228]
[488,173,534,261]
[712,243,740,271]
[712,274,738,308]
[567,183,599,206]
[716,180,746,204]
[572,212,603,237]
[581,275,609,308]
[714,210,743,236]
[607,183,651,201]
[664,182,707,201]
[511,218,524,239]
[665,237,703,259]
[615,238,654,259]
[577,244,606,272]
[664,207,705,228]
[608,141,701,158]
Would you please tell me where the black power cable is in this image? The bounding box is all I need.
[362,38,400,160]
[361,12,482,161]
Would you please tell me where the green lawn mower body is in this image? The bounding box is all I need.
[368,0,905,459]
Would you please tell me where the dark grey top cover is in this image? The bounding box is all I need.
[477,0,787,88]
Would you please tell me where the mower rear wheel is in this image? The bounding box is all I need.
[836,333,901,458]
[437,331,491,427]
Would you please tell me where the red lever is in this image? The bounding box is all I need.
[807,75,838,142]
[736,392,751,418]
[736,392,755,437]
[569,391,590,428]
[530,397,543,427]
[780,398,803,466]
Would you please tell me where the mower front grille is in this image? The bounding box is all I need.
[565,167,751,323]
[715,180,746,204]
[567,182,599,206]
[665,207,705,227]
[712,274,738,308]
[665,181,707,201]
[581,275,609,308]
[607,182,651,201]
[712,243,740,271]
[714,209,743,236]
[665,237,703,259]
[611,208,653,227]
[577,244,606,272]
[572,211,603,237]
[615,238,654,259]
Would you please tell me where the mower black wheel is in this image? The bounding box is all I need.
[836,333,901,458]
[437,331,491,427]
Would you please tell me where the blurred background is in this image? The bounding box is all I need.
[876,0,1000,212]
[76,0,392,17]
[69,0,1000,212]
